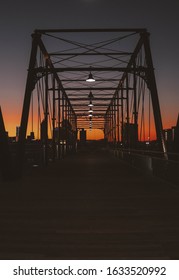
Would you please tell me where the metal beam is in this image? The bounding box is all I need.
[35,28,147,34]
[67,93,118,96]
[49,52,132,56]
[63,87,133,91]
[106,33,147,114]
[60,79,122,82]
[36,66,146,73]
[17,33,39,176]
[76,114,105,116]
[50,87,119,91]
[142,32,167,157]
[69,98,113,101]
[64,87,118,91]
[72,104,110,107]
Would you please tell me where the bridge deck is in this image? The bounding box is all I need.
[0,147,179,260]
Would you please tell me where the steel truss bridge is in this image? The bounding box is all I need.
[15,28,168,168]
[0,29,179,260]
[2,28,177,180]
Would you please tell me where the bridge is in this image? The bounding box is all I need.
[0,29,179,259]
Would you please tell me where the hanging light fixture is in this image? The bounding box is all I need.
[88,108,93,113]
[88,91,94,99]
[88,113,93,117]
[88,100,94,107]
[86,71,95,82]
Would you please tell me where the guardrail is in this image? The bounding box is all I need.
[112,148,179,186]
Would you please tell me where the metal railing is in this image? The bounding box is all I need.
[112,148,179,186]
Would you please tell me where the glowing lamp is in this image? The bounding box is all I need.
[86,72,95,82]
[88,101,94,107]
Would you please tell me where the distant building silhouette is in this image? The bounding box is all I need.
[163,113,179,152]
[40,120,46,142]
[0,107,12,180]
[174,114,179,152]
[80,128,86,144]
[16,126,20,142]
[27,131,35,142]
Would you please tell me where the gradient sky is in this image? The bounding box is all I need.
[0,0,178,137]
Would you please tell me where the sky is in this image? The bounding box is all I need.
[0,0,178,138]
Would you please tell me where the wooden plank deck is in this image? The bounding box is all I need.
[0,147,179,259]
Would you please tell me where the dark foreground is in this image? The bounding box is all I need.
[0,147,179,259]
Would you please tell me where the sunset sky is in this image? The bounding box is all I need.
[0,0,178,139]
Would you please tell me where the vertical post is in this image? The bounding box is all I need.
[142,32,167,158]
[68,103,70,153]
[148,93,151,142]
[69,106,73,152]
[117,90,120,146]
[75,114,77,151]
[111,99,114,148]
[133,61,138,146]
[126,74,130,147]
[114,96,117,149]
[44,59,49,166]
[17,33,39,176]
[62,93,65,158]
[121,88,124,145]
[65,98,68,155]
[110,107,112,144]
[57,87,61,159]
[52,75,56,161]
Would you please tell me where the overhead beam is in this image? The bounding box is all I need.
[75,110,107,112]
[72,104,110,107]
[60,79,122,82]
[49,52,132,56]
[35,28,147,34]
[63,87,133,91]
[67,94,117,97]
[36,66,146,73]
[49,87,119,91]
[76,113,105,116]
[69,98,113,101]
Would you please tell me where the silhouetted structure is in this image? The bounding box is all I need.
[163,114,179,152]
[123,123,138,148]
[174,114,179,152]
[0,107,12,180]
[16,29,168,175]
[80,128,86,144]
[16,126,20,142]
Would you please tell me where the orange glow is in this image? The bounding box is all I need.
[1,104,177,142]
[3,110,21,136]
[86,129,104,140]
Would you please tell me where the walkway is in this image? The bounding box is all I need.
[0,146,179,259]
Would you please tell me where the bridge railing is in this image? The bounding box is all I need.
[112,148,179,186]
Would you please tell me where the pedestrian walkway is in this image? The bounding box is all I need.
[0,147,179,259]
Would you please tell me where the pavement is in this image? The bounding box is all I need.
[0,146,179,259]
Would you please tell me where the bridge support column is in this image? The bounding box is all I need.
[17,33,40,176]
[142,32,167,158]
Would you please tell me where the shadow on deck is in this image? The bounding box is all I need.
[0,145,179,260]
